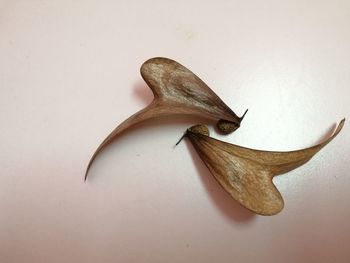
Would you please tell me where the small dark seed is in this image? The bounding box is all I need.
[217,119,239,134]
[188,125,210,136]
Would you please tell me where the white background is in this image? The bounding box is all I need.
[1,1,349,262]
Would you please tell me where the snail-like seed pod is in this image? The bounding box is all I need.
[85,57,246,180]
[182,119,345,215]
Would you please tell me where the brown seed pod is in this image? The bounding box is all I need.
[85,57,246,180]
[180,119,345,216]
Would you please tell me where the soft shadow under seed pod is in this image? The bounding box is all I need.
[85,57,246,180]
[180,119,345,216]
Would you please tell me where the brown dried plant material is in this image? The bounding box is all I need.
[180,119,345,215]
[85,57,246,180]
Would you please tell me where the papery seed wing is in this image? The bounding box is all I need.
[141,57,241,123]
[187,132,284,215]
[208,119,345,175]
[186,119,344,215]
[85,58,244,180]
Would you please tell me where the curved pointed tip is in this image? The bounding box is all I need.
[333,118,346,136]
[84,171,88,182]
[84,161,92,182]
[84,142,107,183]
[240,109,248,121]
[175,132,187,146]
[83,145,105,183]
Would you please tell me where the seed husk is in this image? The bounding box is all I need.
[85,57,246,180]
[180,119,345,215]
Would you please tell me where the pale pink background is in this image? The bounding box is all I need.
[1,1,349,262]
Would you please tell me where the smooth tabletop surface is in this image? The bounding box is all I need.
[1,1,349,262]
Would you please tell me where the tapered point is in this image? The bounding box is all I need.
[175,132,187,146]
[240,109,248,121]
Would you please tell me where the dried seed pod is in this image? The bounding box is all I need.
[181,119,345,216]
[85,57,246,180]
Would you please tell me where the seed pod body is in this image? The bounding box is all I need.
[216,120,239,134]
[185,120,345,215]
[86,57,245,180]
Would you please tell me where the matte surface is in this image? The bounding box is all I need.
[1,1,349,262]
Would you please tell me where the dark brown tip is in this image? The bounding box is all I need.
[175,132,187,146]
[240,109,248,121]
[84,169,89,182]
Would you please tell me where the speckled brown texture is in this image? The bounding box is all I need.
[85,57,245,180]
[185,120,345,215]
